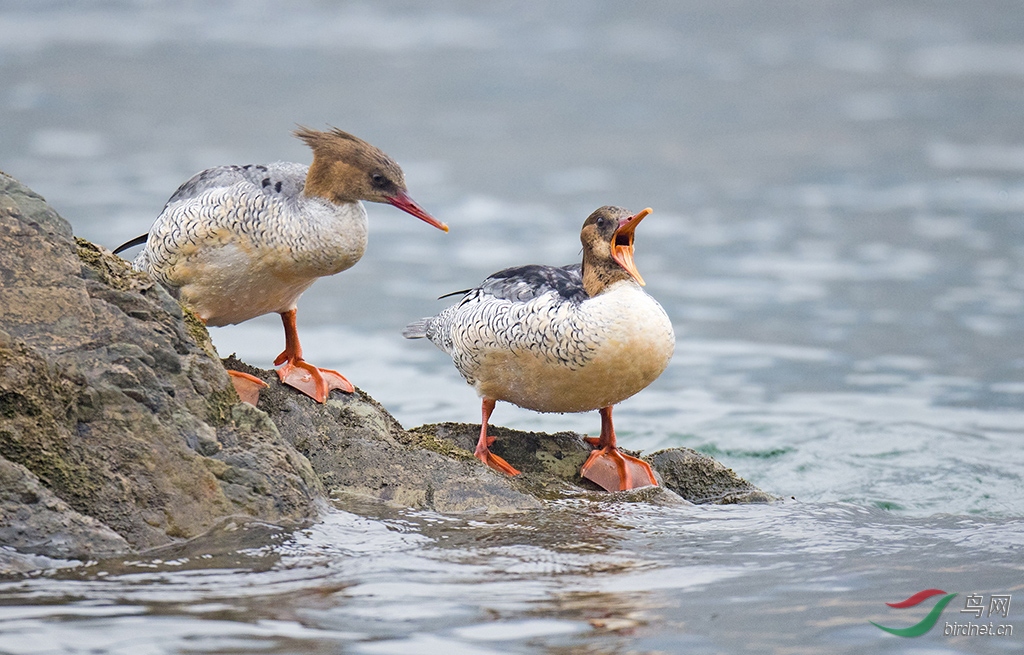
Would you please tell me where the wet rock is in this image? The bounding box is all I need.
[0,173,772,564]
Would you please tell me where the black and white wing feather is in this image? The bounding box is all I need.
[476,264,587,304]
[402,264,586,339]
[163,163,307,207]
[132,162,309,285]
[403,262,599,382]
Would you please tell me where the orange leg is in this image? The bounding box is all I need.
[474,398,520,476]
[580,406,658,492]
[274,309,354,403]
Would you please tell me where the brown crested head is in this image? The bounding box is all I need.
[295,126,447,231]
[580,205,651,296]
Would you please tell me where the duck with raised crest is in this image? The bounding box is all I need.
[115,127,448,404]
[404,206,674,491]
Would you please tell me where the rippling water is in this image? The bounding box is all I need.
[1,1,1022,653]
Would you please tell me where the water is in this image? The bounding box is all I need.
[1,1,1023,652]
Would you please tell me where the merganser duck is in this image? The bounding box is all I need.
[115,127,448,404]
[404,206,674,491]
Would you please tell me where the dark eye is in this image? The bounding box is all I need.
[370,172,388,188]
[596,217,606,229]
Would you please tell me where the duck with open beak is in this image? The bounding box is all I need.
[404,206,675,491]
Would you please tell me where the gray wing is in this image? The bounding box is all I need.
[134,161,309,281]
[403,262,596,382]
[163,162,308,207]
[116,164,305,256]
[476,263,586,303]
[403,263,585,341]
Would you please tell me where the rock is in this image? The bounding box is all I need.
[405,421,774,504]
[0,456,129,559]
[646,448,777,504]
[223,357,541,513]
[0,173,772,563]
[225,359,772,510]
[0,173,322,558]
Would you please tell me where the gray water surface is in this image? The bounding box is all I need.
[1,1,1022,653]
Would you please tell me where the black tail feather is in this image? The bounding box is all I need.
[112,234,148,255]
[437,288,471,300]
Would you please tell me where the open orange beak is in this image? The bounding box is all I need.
[611,207,651,286]
[388,191,449,232]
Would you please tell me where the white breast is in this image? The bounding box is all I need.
[433,281,675,413]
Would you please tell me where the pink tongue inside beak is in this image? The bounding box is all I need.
[387,191,449,232]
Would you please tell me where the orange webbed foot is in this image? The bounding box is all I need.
[273,308,354,403]
[475,436,521,476]
[228,370,269,406]
[477,450,521,477]
[277,359,354,403]
[580,447,658,492]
